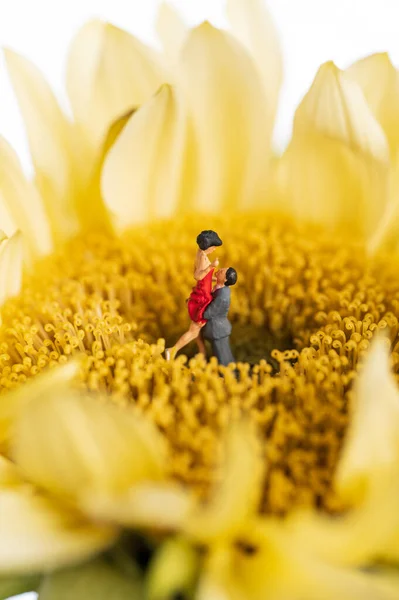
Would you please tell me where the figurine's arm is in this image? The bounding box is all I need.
[194,254,219,281]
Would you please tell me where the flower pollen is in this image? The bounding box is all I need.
[1,211,399,516]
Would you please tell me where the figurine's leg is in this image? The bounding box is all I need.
[211,337,236,366]
[166,322,203,359]
[196,330,207,357]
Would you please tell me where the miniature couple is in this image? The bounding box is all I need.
[166,230,237,366]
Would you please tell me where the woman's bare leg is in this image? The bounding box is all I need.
[166,322,203,359]
[196,330,207,357]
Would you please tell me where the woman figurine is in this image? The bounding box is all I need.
[165,230,222,360]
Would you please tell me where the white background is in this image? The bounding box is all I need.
[1,0,399,172]
[0,0,399,596]
[1,1,399,598]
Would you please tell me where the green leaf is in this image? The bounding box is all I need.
[0,573,41,599]
[38,558,143,600]
[146,538,199,600]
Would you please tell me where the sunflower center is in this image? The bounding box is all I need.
[1,211,399,515]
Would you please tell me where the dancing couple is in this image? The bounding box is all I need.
[165,230,237,366]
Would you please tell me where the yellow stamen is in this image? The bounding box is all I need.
[1,211,398,515]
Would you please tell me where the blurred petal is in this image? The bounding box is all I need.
[202,522,399,600]
[77,109,136,235]
[227,0,283,133]
[368,153,399,254]
[0,487,115,574]
[0,360,79,447]
[196,572,229,600]
[178,23,271,212]
[186,421,264,543]
[287,334,399,568]
[0,196,15,242]
[0,456,23,487]
[66,20,167,151]
[102,84,184,229]
[279,539,399,600]
[349,56,399,254]
[83,483,191,530]
[321,335,399,564]
[0,231,23,309]
[336,336,399,503]
[286,472,399,566]
[38,558,142,600]
[12,392,166,506]
[347,53,399,159]
[0,137,53,259]
[283,62,390,238]
[156,3,187,68]
[4,49,79,242]
[101,108,137,157]
[292,62,387,158]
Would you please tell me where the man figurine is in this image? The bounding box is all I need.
[202,267,237,366]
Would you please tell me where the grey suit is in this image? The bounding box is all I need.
[203,287,235,366]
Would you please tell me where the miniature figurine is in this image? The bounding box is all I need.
[202,267,237,366]
[165,230,222,360]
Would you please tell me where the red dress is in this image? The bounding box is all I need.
[187,268,214,324]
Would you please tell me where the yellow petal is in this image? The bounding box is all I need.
[347,53,399,159]
[66,20,167,152]
[196,571,229,600]
[0,137,53,259]
[202,522,399,600]
[0,360,79,447]
[336,336,399,502]
[0,456,23,487]
[0,199,16,242]
[0,487,116,574]
[292,357,399,571]
[75,109,136,236]
[352,56,399,253]
[315,491,399,566]
[12,392,166,507]
[186,421,264,543]
[286,479,399,567]
[4,49,80,243]
[156,3,187,68]
[283,61,389,238]
[227,0,283,133]
[368,151,399,254]
[293,62,387,158]
[101,84,183,229]
[178,22,271,212]
[0,231,23,309]
[271,547,399,600]
[101,108,137,157]
[83,483,191,530]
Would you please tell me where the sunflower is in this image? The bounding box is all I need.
[1,0,399,598]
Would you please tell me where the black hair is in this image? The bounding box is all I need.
[225,267,237,287]
[196,230,223,251]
